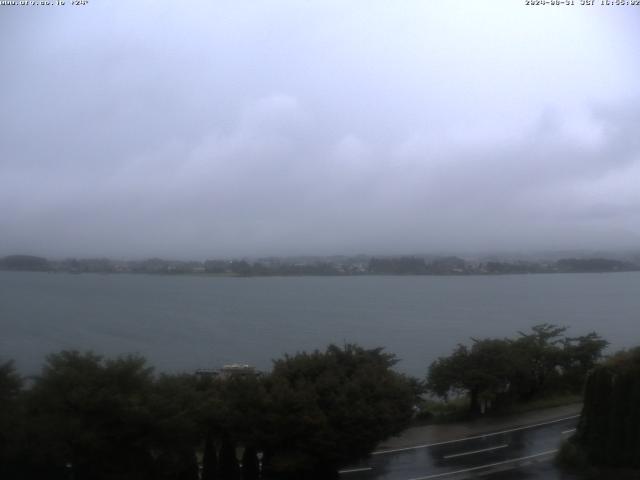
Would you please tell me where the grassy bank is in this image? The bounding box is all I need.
[414,393,582,426]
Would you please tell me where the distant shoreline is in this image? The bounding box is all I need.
[2,253,639,278]
[3,267,640,279]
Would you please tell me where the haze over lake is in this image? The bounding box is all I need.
[2,271,638,377]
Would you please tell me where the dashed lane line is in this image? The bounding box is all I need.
[442,443,509,460]
[406,449,558,480]
[338,467,373,474]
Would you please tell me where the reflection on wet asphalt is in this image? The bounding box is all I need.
[340,417,579,480]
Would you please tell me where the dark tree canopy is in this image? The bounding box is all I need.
[427,325,608,414]
[0,344,416,480]
[0,361,23,478]
[263,344,416,478]
[575,347,640,469]
[23,351,157,480]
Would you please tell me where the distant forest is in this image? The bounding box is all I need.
[1,253,639,276]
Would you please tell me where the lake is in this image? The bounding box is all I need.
[1,271,639,377]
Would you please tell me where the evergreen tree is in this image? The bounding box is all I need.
[202,431,218,480]
[427,325,608,413]
[241,446,259,480]
[576,347,640,469]
[263,344,415,477]
[218,436,240,480]
[0,361,23,479]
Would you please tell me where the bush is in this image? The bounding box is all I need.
[555,439,590,472]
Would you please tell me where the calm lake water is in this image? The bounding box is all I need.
[1,271,639,377]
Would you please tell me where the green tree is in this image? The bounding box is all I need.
[427,325,608,414]
[23,351,156,480]
[201,431,218,480]
[215,375,269,447]
[427,339,515,414]
[575,347,640,469]
[241,445,259,480]
[263,344,415,478]
[148,373,203,480]
[510,324,567,399]
[0,361,23,479]
[560,332,609,389]
[218,435,240,480]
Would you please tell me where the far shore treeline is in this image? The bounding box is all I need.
[0,325,613,479]
[1,253,639,276]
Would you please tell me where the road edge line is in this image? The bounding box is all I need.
[407,449,558,480]
[372,415,579,455]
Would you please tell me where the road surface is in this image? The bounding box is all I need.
[339,415,580,480]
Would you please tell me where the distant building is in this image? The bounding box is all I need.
[195,363,260,380]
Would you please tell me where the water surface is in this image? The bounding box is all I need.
[1,271,638,376]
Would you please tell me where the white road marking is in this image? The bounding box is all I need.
[372,415,579,455]
[406,449,558,480]
[338,467,373,474]
[442,443,509,459]
[561,428,576,435]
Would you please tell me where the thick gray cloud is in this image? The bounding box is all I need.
[1,1,639,258]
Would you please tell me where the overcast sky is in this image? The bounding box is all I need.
[1,1,640,259]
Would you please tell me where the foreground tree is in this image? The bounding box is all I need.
[22,351,157,480]
[427,325,608,414]
[0,361,23,479]
[508,324,569,400]
[560,332,610,389]
[2,344,418,480]
[427,339,515,414]
[148,373,203,480]
[201,431,218,480]
[241,445,260,480]
[218,435,240,480]
[573,347,640,469]
[262,344,416,479]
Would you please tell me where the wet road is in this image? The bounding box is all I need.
[339,416,580,480]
